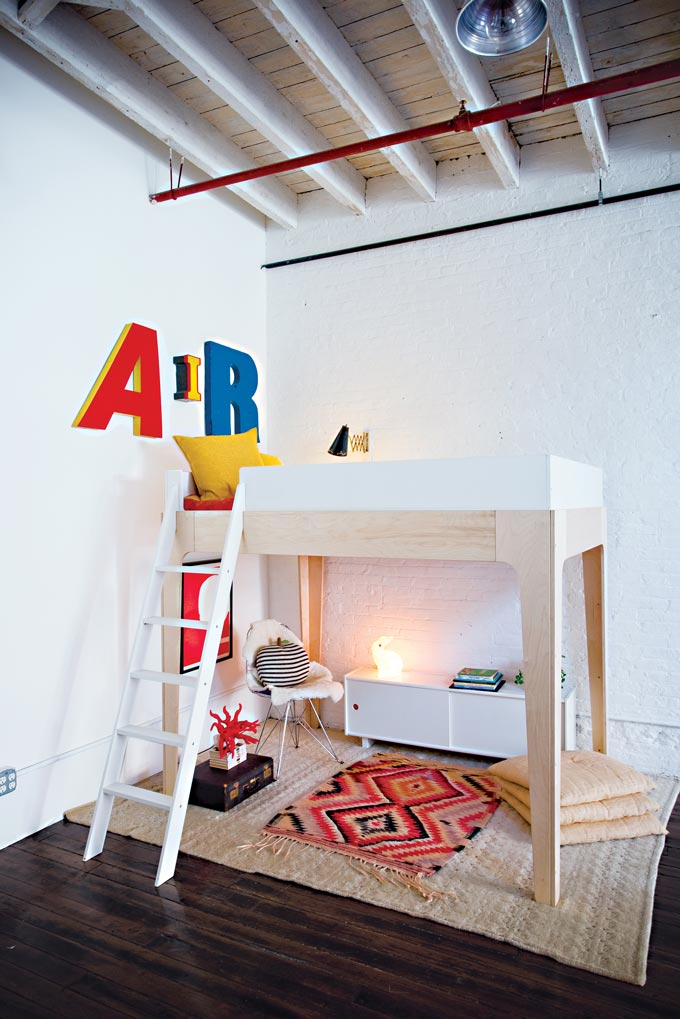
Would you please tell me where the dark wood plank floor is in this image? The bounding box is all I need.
[1,800,678,1019]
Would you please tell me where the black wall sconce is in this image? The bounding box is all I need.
[328,425,370,457]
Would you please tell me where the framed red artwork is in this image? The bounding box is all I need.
[180,559,233,673]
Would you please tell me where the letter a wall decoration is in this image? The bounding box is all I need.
[72,323,163,438]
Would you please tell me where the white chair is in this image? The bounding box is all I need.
[243,619,344,778]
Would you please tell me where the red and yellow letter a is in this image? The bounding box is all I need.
[73,323,163,438]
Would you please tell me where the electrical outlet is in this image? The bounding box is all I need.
[0,767,17,796]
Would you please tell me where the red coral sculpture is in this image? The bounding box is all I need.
[210,703,259,758]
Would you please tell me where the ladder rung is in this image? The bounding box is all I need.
[104,783,172,810]
[156,565,221,575]
[131,669,197,688]
[144,616,210,630]
[118,724,185,747]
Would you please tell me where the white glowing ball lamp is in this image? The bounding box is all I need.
[371,636,403,678]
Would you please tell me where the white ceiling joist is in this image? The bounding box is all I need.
[121,0,366,215]
[0,1,298,226]
[402,0,520,188]
[18,1,128,28]
[17,0,61,29]
[544,0,609,171]
[253,0,438,202]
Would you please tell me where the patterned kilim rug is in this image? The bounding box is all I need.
[259,753,499,892]
[65,731,679,985]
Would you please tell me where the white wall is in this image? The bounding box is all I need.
[266,115,680,777]
[0,31,269,848]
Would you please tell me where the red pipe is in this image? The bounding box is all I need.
[149,57,680,205]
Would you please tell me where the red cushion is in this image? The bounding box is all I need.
[183,495,235,511]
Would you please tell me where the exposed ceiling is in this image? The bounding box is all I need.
[3,0,680,228]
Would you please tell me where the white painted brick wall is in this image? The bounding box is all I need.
[265,118,680,776]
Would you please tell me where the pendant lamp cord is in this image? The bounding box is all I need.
[169,148,184,201]
[541,35,552,109]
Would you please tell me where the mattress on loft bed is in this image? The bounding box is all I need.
[178,454,603,513]
[183,494,234,511]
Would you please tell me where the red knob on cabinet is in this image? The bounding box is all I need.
[353,703,359,710]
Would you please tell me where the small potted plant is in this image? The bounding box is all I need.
[515,658,567,687]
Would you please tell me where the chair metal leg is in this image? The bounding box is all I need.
[276,702,292,778]
[290,701,302,748]
[256,700,274,752]
[258,693,341,778]
[299,699,343,763]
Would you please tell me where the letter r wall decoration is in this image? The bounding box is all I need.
[72,322,163,438]
[204,340,259,437]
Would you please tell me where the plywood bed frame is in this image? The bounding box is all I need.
[161,454,606,908]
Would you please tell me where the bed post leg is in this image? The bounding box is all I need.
[583,535,607,754]
[162,552,183,795]
[497,510,563,907]
[298,555,324,728]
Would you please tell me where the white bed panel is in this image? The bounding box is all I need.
[239,455,602,512]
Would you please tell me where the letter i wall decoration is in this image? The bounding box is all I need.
[173,354,201,401]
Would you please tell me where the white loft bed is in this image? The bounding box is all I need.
[161,454,607,907]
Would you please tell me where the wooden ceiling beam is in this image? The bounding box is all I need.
[18,0,61,29]
[0,0,298,227]
[544,0,609,171]
[19,0,129,30]
[253,0,438,202]
[402,0,520,188]
[120,0,366,215]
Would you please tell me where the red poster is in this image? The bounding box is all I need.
[180,560,233,673]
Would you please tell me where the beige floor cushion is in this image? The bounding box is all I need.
[496,778,660,825]
[487,750,655,806]
[500,786,667,845]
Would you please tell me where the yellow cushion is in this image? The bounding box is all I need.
[173,430,263,500]
[500,787,667,845]
[487,750,655,807]
[260,453,282,466]
[496,778,660,825]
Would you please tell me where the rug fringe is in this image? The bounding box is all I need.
[240,832,452,902]
[347,859,454,903]
[237,833,291,855]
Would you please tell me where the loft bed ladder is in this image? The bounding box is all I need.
[84,478,245,886]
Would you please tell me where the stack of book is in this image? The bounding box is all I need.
[450,668,504,692]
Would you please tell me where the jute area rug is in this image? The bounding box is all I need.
[66,731,679,986]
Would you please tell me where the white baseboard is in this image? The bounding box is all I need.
[0,684,255,851]
[0,736,109,851]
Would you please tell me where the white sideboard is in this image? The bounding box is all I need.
[344,668,576,760]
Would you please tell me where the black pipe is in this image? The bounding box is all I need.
[261,181,680,270]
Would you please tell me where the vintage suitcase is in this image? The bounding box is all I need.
[189,753,274,811]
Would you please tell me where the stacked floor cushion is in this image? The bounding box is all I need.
[487,750,667,845]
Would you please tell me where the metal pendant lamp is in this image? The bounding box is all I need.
[456,0,548,57]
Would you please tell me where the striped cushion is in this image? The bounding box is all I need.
[255,642,310,687]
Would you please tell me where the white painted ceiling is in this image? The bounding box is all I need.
[3,0,679,227]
